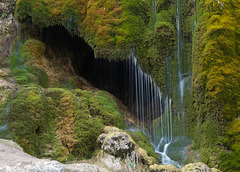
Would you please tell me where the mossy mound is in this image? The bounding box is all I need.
[127,130,159,162]
[9,38,49,87]
[8,87,123,162]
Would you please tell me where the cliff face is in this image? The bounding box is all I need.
[188,0,240,170]
[0,0,240,171]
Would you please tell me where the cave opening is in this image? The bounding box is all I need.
[40,25,132,110]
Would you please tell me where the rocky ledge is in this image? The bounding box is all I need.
[0,139,99,172]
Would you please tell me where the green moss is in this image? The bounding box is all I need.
[188,0,240,170]
[127,130,159,161]
[89,91,124,129]
[8,38,49,87]
[8,87,123,161]
[9,87,58,157]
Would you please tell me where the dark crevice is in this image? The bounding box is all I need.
[40,25,131,108]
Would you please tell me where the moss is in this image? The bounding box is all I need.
[8,38,49,87]
[127,130,159,161]
[9,52,37,86]
[9,87,58,157]
[8,87,123,161]
[188,0,240,170]
[89,90,124,129]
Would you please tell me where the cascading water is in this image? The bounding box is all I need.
[127,52,181,168]
[125,0,183,168]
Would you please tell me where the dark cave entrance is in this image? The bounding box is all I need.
[40,26,131,108]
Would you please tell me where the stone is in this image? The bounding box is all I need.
[64,163,100,172]
[97,127,134,157]
[149,164,180,172]
[0,139,101,172]
[0,69,8,77]
[181,162,212,172]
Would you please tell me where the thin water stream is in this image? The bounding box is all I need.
[127,52,181,168]
[0,99,12,139]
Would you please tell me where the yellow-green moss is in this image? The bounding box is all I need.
[189,0,240,170]
[127,130,159,162]
[8,87,123,161]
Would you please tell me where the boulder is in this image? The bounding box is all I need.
[150,164,180,172]
[97,127,134,157]
[0,139,100,172]
[181,162,212,172]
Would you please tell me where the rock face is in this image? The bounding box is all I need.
[0,139,99,172]
[0,0,17,35]
[97,127,134,157]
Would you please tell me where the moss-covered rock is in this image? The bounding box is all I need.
[127,130,159,162]
[187,0,240,170]
[8,87,123,162]
[95,126,158,170]
[149,164,180,172]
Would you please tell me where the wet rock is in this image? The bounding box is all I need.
[149,164,180,172]
[97,127,134,157]
[181,162,212,172]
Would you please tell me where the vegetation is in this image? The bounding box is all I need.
[8,87,123,161]
[127,130,159,161]
[188,0,240,170]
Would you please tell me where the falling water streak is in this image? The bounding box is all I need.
[176,0,184,103]
[134,57,139,127]
[127,54,181,167]
[138,68,141,130]
[141,72,144,132]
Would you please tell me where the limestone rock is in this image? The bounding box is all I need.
[0,139,100,172]
[64,163,99,172]
[0,69,8,77]
[97,127,134,157]
[149,164,180,172]
[181,162,212,172]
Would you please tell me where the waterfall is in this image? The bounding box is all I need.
[127,52,181,168]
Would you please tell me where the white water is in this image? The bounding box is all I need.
[128,52,181,168]
[176,0,185,104]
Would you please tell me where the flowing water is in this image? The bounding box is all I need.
[0,101,11,139]
[127,52,181,168]
[124,0,191,168]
